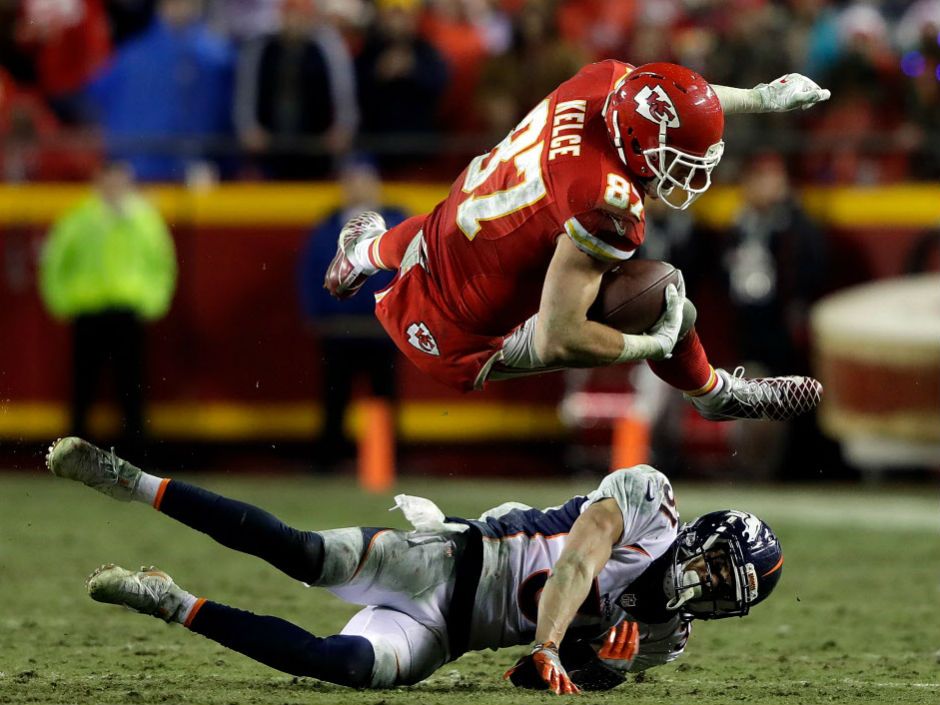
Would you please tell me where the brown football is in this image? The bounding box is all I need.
[588,260,681,334]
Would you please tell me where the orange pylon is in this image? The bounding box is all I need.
[610,414,650,471]
[358,398,396,493]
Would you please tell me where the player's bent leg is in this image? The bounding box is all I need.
[156,480,327,584]
[646,326,715,394]
[645,325,823,421]
[374,214,426,271]
[87,564,375,687]
[341,606,448,687]
[47,438,404,590]
[49,438,329,584]
[190,602,375,687]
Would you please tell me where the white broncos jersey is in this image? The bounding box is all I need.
[464,466,690,670]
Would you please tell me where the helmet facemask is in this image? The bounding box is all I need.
[643,131,724,211]
[664,526,755,619]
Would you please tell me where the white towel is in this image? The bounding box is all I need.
[391,494,469,533]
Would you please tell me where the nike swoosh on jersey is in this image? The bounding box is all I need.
[645,481,656,502]
[609,215,626,237]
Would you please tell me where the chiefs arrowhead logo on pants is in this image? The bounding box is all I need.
[406,322,440,356]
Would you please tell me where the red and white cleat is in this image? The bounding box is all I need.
[686,366,823,421]
[323,211,387,300]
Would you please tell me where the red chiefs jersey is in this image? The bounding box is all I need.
[421,60,646,338]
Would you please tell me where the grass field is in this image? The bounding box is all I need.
[1,467,938,704]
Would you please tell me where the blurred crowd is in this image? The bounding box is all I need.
[1,0,940,183]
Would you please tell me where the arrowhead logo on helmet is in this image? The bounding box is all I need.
[634,85,681,128]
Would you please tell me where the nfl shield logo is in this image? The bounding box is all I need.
[406,322,440,356]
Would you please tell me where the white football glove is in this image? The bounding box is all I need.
[754,73,831,112]
[644,283,684,361]
[616,283,685,363]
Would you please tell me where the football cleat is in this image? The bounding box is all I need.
[46,436,141,501]
[323,210,387,300]
[87,564,190,623]
[686,366,822,421]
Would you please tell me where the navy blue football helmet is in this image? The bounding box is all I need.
[664,510,783,620]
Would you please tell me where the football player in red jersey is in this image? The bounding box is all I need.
[325,62,829,421]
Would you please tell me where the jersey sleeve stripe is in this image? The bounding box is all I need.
[564,217,634,262]
[608,64,634,93]
[624,543,651,557]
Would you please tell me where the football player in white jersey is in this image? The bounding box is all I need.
[47,437,784,694]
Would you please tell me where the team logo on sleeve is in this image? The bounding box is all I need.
[406,322,440,356]
[634,85,680,128]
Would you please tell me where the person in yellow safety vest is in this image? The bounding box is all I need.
[39,162,177,450]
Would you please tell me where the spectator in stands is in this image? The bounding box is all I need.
[803,3,907,183]
[637,197,708,300]
[787,0,841,79]
[86,0,234,181]
[355,0,448,173]
[421,0,491,135]
[900,22,940,180]
[724,154,825,376]
[0,67,100,181]
[726,153,836,480]
[12,0,112,124]
[206,0,280,42]
[39,162,177,450]
[297,156,406,471]
[234,0,357,179]
[477,0,586,137]
[556,0,638,61]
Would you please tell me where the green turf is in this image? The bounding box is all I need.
[1,469,938,704]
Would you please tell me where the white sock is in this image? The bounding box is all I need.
[700,373,725,400]
[352,238,381,275]
[133,472,165,505]
[174,592,201,625]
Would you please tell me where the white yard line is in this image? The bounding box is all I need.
[653,676,940,688]
[675,488,940,532]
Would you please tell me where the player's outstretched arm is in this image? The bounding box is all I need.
[534,236,683,367]
[535,499,623,648]
[712,74,830,114]
[504,499,624,695]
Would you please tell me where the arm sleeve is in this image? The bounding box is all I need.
[711,84,763,114]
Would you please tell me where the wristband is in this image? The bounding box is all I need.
[615,333,660,364]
